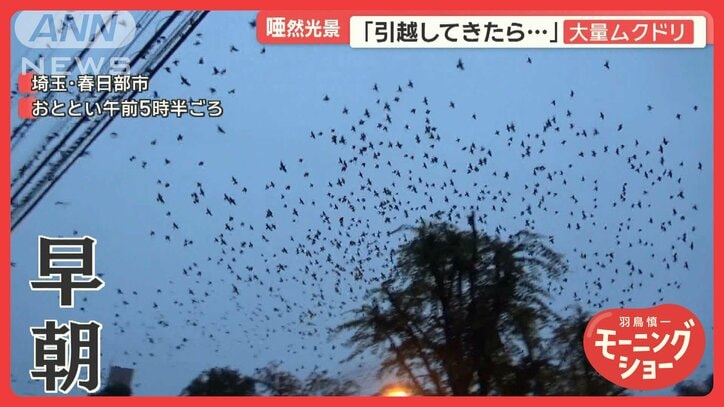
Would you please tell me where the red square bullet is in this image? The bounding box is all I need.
[17,72,37,94]
[18,97,37,119]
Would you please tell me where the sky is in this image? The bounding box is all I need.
[9,11,714,396]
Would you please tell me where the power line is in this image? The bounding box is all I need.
[11,12,126,146]
[11,11,182,206]
[10,11,158,188]
[11,11,210,231]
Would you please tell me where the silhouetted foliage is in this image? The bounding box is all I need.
[181,362,359,396]
[302,371,359,396]
[675,373,713,396]
[336,216,627,396]
[549,306,627,395]
[253,361,359,396]
[181,367,257,396]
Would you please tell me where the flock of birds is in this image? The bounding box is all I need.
[14,15,709,394]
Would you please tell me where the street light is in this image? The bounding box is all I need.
[380,385,412,397]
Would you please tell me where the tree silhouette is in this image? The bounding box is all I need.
[302,370,359,396]
[336,215,626,396]
[549,306,627,395]
[253,361,303,395]
[253,362,359,396]
[674,373,713,396]
[182,363,359,396]
[181,367,257,396]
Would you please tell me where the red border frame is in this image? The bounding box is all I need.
[1,0,720,405]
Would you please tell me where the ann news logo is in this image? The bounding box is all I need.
[14,11,136,49]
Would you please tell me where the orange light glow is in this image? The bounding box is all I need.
[381,386,411,397]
